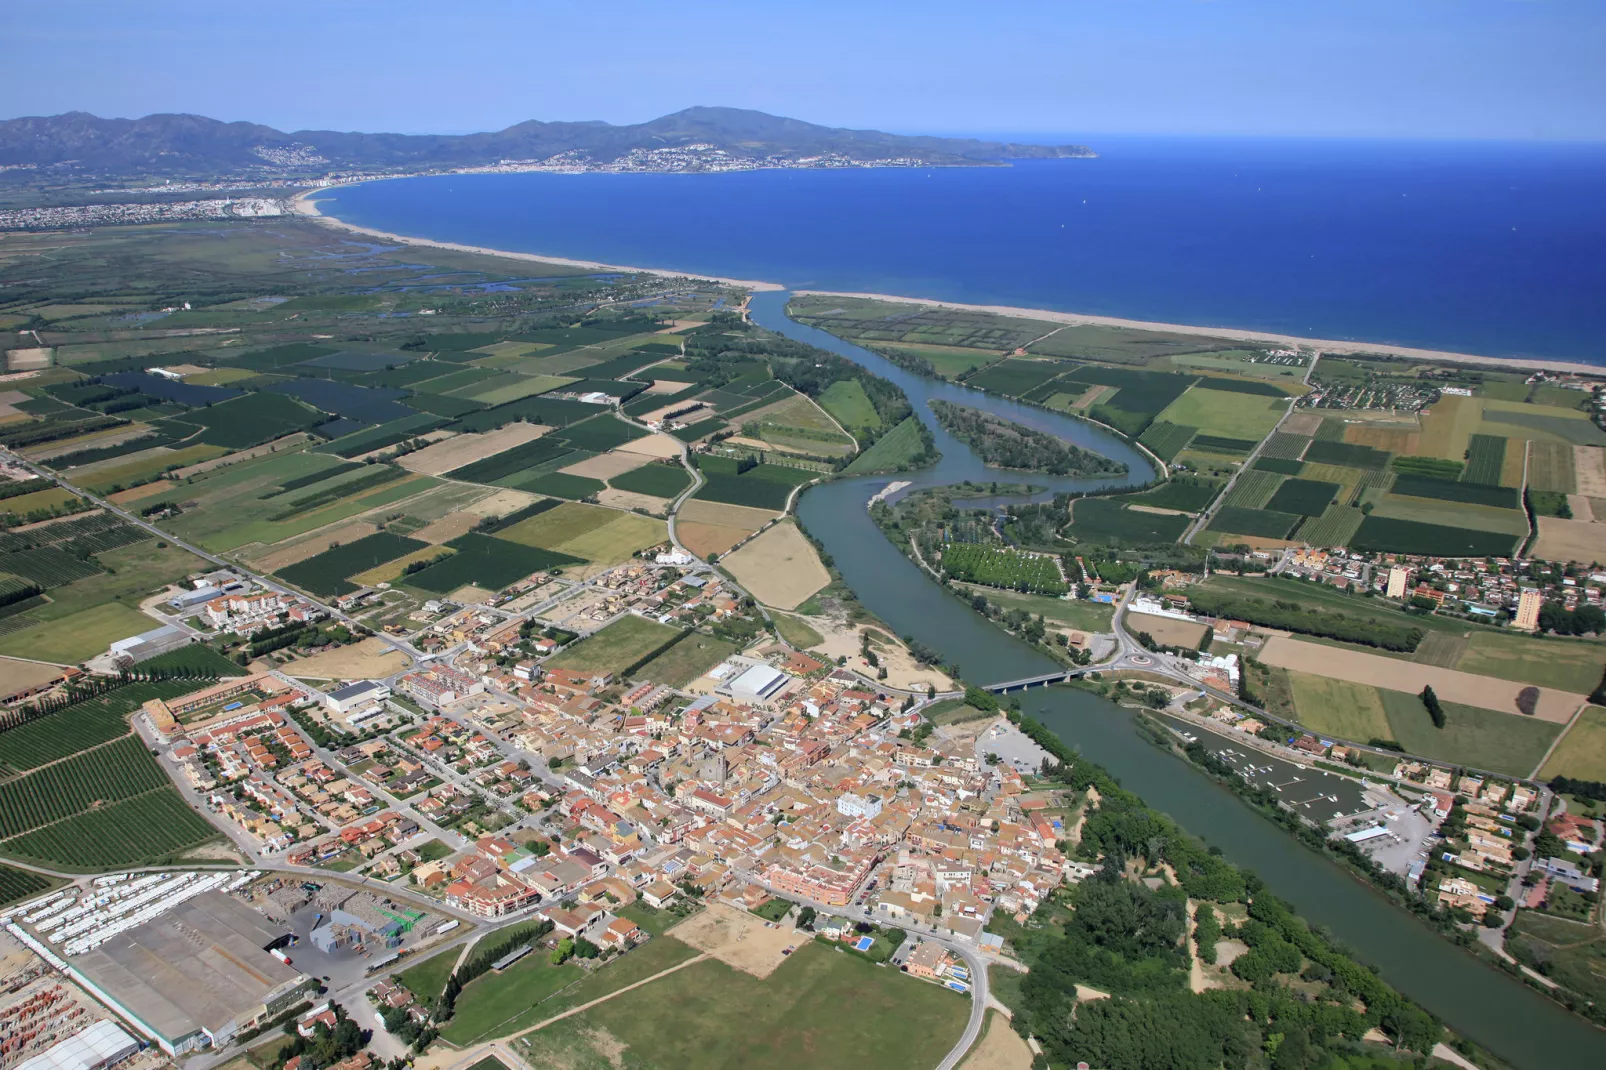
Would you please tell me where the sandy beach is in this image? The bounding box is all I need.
[295,189,1600,377]
[292,189,782,291]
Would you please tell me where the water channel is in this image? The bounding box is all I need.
[749,290,1606,1066]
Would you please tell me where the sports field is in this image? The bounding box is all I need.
[545,614,680,675]
[1540,706,1606,784]
[513,941,965,1070]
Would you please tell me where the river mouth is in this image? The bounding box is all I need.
[753,290,1606,1066]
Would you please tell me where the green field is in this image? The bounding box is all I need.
[1539,706,1606,782]
[1378,689,1561,776]
[1294,503,1365,547]
[0,863,53,908]
[817,379,881,433]
[397,948,459,1003]
[960,584,1115,632]
[136,644,245,676]
[164,392,322,449]
[515,472,605,500]
[1137,421,1196,461]
[1259,432,1312,461]
[608,461,692,498]
[1114,477,1220,512]
[513,942,965,1070]
[937,544,1066,594]
[0,788,217,870]
[276,532,428,596]
[635,634,739,687]
[1287,671,1393,742]
[1265,478,1341,517]
[446,438,572,484]
[1156,386,1286,440]
[1526,441,1577,494]
[1508,911,1606,1009]
[1064,497,1189,545]
[406,533,583,593]
[1222,469,1283,510]
[1349,515,1518,557]
[1463,434,1508,485]
[773,613,825,649]
[694,468,810,511]
[1207,506,1300,539]
[842,416,924,474]
[545,614,681,675]
[440,954,583,1045]
[0,601,154,664]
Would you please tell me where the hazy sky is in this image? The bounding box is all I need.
[10,1,1604,140]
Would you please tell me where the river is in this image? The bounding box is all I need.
[749,290,1606,1066]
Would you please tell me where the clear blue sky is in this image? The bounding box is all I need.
[11,0,1604,140]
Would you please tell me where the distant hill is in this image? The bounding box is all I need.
[0,106,1093,178]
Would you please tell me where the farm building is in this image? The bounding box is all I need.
[69,892,311,1055]
[107,625,192,666]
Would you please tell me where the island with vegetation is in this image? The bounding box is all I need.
[929,400,1126,477]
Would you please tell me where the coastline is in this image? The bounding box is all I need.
[294,188,1602,378]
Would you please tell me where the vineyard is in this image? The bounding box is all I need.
[1,789,217,870]
[0,735,170,837]
[939,543,1067,594]
[0,863,51,907]
[0,680,208,774]
[3,548,102,589]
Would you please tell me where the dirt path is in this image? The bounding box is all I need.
[1186,900,1207,994]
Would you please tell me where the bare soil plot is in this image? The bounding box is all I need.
[960,1012,1033,1070]
[248,521,380,570]
[352,544,454,585]
[1575,446,1606,498]
[642,399,715,425]
[677,498,781,529]
[1567,495,1595,523]
[466,488,541,518]
[807,617,954,693]
[1532,516,1606,565]
[450,584,496,605]
[616,432,688,459]
[1282,411,1323,436]
[597,488,670,514]
[1070,384,1114,411]
[667,904,800,979]
[161,363,210,377]
[645,379,689,394]
[677,521,751,558]
[1416,395,1481,461]
[1125,611,1207,648]
[414,511,482,544]
[1259,635,1585,722]
[108,480,177,504]
[0,656,67,699]
[399,424,549,476]
[284,636,409,680]
[1344,423,1419,454]
[559,450,651,481]
[721,521,830,610]
[0,389,26,417]
[6,348,52,371]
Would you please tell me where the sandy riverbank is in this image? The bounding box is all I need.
[294,188,1598,376]
[292,189,783,291]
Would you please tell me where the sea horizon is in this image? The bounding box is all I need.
[313,136,1606,364]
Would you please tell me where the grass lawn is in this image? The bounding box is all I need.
[546,615,680,675]
[397,946,459,1002]
[1540,706,1606,782]
[439,954,583,1045]
[495,501,614,548]
[0,601,155,663]
[618,902,689,937]
[1287,671,1393,742]
[772,612,825,649]
[1457,632,1606,694]
[500,931,701,1028]
[514,942,965,1070]
[958,584,1114,632]
[877,342,993,379]
[635,633,737,687]
[927,699,994,726]
[465,1059,511,1070]
[553,511,666,569]
[1156,386,1285,440]
[1379,689,1562,776]
[818,379,881,433]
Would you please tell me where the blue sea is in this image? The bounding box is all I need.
[318,136,1606,362]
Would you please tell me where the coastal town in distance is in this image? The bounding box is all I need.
[2,7,1605,1070]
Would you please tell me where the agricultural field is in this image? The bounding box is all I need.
[1265,478,1341,517]
[1295,504,1366,547]
[635,634,740,688]
[740,392,856,457]
[1527,441,1578,494]
[512,941,965,1070]
[1112,476,1220,512]
[1,788,218,870]
[405,533,584,594]
[1207,506,1300,540]
[0,735,175,837]
[694,458,815,511]
[1222,469,1284,510]
[0,864,52,908]
[1455,631,1606,694]
[1539,706,1606,782]
[722,522,831,609]
[1377,688,1562,776]
[817,379,882,433]
[608,461,692,498]
[1137,421,1196,461]
[1064,497,1190,545]
[1155,386,1287,441]
[494,503,666,574]
[842,416,928,474]
[937,544,1066,594]
[962,586,1116,633]
[1349,516,1519,557]
[276,532,430,597]
[545,614,681,675]
[1287,671,1393,742]
[962,358,1068,398]
[0,680,205,774]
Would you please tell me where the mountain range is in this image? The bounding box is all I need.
[0,107,1093,178]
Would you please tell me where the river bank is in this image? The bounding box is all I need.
[296,187,1605,378]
